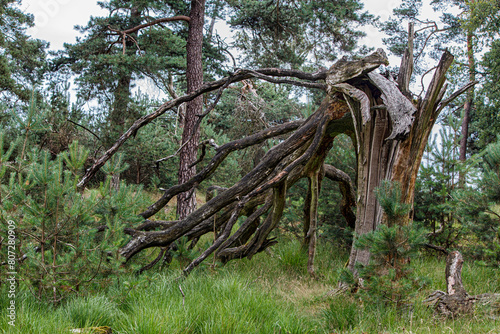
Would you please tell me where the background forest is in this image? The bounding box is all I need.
[1,0,500,333]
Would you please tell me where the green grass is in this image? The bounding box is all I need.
[1,239,499,333]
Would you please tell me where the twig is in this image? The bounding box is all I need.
[418,66,437,98]
[188,139,219,168]
[67,119,100,140]
[424,243,449,255]
[137,247,167,274]
[178,284,186,310]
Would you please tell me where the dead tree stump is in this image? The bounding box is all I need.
[425,251,488,317]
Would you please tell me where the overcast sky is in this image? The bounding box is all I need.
[22,0,405,53]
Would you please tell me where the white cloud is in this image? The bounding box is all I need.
[22,0,106,50]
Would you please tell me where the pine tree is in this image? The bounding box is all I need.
[227,0,373,69]
[353,181,427,309]
[414,114,464,249]
[0,0,47,103]
[454,136,500,266]
[1,139,148,302]
[59,0,190,141]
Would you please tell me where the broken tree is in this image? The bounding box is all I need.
[424,251,500,317]
[78,39,474,276]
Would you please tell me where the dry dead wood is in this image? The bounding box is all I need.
[424,251,500,318]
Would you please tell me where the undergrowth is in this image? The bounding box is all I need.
[0,239,499,333]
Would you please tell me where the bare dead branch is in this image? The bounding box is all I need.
[77,68,327,189]
[141,120,303,219]
[424,243,449,255]
[324,164,356,229]
[421,51,455,115]
[122,16,190,35]
[137,247,167,274]
[67,119,101,140]
[436,80,478,114]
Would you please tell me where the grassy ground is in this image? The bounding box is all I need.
[1,238,499,333]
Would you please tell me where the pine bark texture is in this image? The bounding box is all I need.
[177,0,206,220]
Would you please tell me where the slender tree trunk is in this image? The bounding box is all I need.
[108,7,142,188]
[306,169,320,277]
[177,0,205,220]
[459,31,476,183]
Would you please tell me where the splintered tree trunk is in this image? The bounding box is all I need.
[342,32,460,272]
[177,0,206,220]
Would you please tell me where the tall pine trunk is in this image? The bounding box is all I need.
[459,30,476,184]
[177,0,205,220]
[108,7,142,190]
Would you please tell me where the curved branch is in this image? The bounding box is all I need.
[216,197,273,261]
[121,16,191,35]
[246,183,288,258]
[324,164,356,229]
[77,68,327,188]
[137,247,167,274]
[140,120,303,218]
[66,119,101,140]
[183,200,244,275]
[119,115,321,260]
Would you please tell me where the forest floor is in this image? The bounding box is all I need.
[1,236,499,333]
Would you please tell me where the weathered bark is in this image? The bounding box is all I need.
[306,169,321,277]
[459,30,476,185]
[397,22,414,99]
[344,34,469,273]
[119,50,387,271]
[324,164,356,229]
[177,0,206,220]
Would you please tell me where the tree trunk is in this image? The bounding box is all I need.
[344,32,458,273]
[306,168,321,277]
[425,251,500,317]
[177,0,206,220]
[459,31,476,184]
